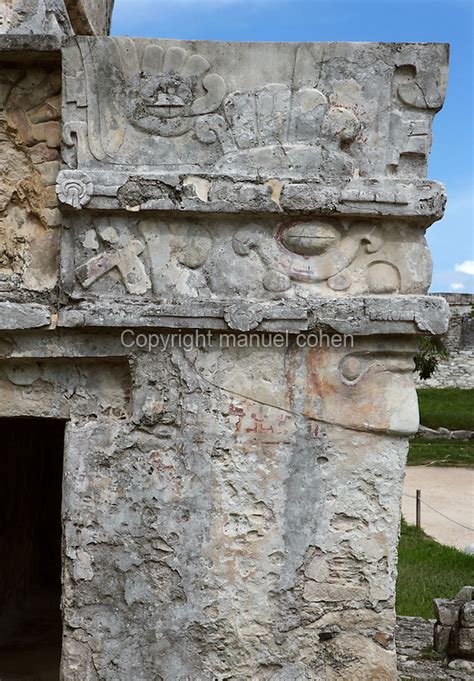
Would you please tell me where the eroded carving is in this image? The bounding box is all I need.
[63,214,432,300]
[57,169,93,208]
[124,44,226,136]
[233,218,383,289]
[203,85,360,177]
[224,303,263,332]
[177,224,212,269]
[367,261,401,294]
[75,225,151,294]
[387,60,448,177]
[61,39,448,188]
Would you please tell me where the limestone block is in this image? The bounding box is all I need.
[461,602,474,628]
[64,0,115,36]
[457,586,474,602]
[0,301,50,329]
[434,623,452,653]
[448,658,474,672]
[0,0,72,35]
[0,0,114,36]
[434,597,462,626]
[458,627,474,658]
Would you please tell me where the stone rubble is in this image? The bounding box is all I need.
[433,586,474,662]
[396,616,474,681]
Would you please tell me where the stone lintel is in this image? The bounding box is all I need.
[50,296,450,336]
[0,34,62,68]
[57,171,447,222]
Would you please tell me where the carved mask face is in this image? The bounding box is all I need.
[129,73,195,136]
[125,46,226,138]
[279,221,341,257]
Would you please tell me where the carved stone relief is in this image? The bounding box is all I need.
[64,214,432,300]
[61,39,448,184]
[387,63,446,177]
[192,335,420,436]
[69,220,151,295]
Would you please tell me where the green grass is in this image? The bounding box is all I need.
[396,519,474,618]
[408,438,474,467]
[417,388,474,431]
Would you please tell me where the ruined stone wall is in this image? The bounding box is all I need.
[415,293,474,389]
[0,22,450,681]
[0,51,61,298]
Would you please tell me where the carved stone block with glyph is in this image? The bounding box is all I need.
[59,39,448,306]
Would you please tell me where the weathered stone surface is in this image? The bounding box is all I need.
[0,34,62,53]
[0,0,72,35]
[56,39,450,313]
[60,212,438,299]
[448,659,474,673]
[457,586,474,602]
[458,627,474,659]
[64,0,115,36]
[54,345,403,679]
[461,602,474,628]
[0,50,61,299]
[0,356,130,417]
[0,0,114,36]
[0,301,50,328]
[434,597,462,626]
[54,296,449,337]
[0,29,451,681]
[61,39,448,177]
[434,622,452,653]
[396,616,474,681]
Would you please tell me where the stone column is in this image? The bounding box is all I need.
[0,31,449,680]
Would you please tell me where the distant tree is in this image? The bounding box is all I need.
[414,337,448,380]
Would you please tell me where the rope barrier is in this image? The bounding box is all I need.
[403,492,474,532]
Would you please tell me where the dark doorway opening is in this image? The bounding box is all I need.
[0,418,65,681]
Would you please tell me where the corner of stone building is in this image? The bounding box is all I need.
[0,10,452,681]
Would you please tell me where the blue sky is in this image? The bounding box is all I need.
[111,0,474,293]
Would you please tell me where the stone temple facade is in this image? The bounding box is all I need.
[0,2,450,679]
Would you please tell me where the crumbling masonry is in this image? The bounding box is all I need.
[0,2,450,679]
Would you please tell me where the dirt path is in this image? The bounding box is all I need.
[402,466,474,550]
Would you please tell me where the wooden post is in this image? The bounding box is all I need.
[416,489,421,528]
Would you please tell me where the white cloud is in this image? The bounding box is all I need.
[450,282,465,290]
[455,260,474,276]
